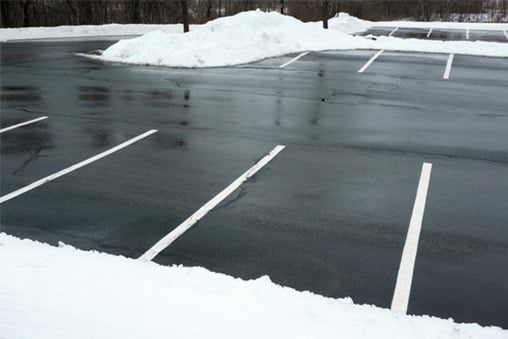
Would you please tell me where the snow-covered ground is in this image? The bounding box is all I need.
[0,233,506,339]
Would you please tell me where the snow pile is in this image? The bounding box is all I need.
[95,10,508,68]
[98,11,363,68]
[0,233,506,339]
[0,23,184,42]
[329,12,373,34]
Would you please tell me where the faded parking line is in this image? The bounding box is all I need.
[0,129,157,204]
[0,116,48,134]
[139,144,286,262]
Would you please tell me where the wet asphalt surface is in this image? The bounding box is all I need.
[1,36,507,328]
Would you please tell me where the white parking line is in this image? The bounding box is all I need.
[280,51,310,68]
[504,30,508,40]
[466,29,470,39]
[0,129,158,204]
[388,26,399,37]
[426,27,433,38]
[443,54,454,80]
[358,50,384,73]
[139,145,286,261]
[391,162,432,314]
[0,116,48,133]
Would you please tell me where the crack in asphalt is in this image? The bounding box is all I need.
[12,144,47,176]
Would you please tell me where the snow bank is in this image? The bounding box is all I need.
[0,233,506,339]
[369,36,508,57]
[370,18,508,31]
[94,11,508,68]
[0,23,184,42]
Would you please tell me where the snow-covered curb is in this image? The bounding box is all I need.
[0,233,506,339]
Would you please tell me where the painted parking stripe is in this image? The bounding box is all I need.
[426,28,433,38]
[388,26,399,37]
[391,162,433,314]
[466,28,470,40]
[280,51,310,68]
[504,30,508,40]
[0,116,48,133]
[358,50,384,73]
[443,54,454,80]
[0,129,157,204]
[139,145,286,261]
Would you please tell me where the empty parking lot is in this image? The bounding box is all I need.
[1,35,507,327]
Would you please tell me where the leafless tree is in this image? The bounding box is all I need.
[181,0,189,32]
[322,0,329,28]
[1,0,505,28]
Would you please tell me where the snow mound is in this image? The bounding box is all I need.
[99,10,361,68]
[0,233,506,339]
[329,12,373,34]
[95,10,508,68]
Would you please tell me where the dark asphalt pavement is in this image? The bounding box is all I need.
[1,40,507,328]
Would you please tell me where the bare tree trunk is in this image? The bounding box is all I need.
[181,0,189,32]
[322,0,328,29]
[66,0,80,25]
[417,0,431,21]
[23,0,31,27]
[206,0,212,20]
[103,0,109,23]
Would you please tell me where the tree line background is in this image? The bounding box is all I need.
[1,0,507,28]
